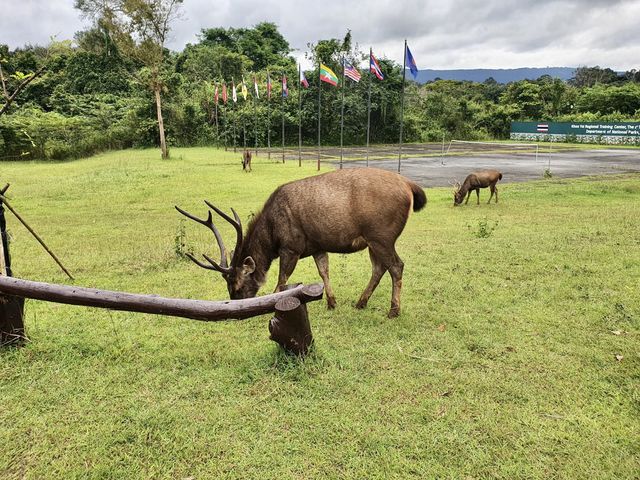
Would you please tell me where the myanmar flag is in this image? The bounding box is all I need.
[320,64,338,86]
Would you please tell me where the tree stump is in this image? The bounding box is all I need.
[0,184,25,347]
[0,295,25,346]
[269,295,314,356]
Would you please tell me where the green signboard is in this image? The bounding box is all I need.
[511,122,640,144]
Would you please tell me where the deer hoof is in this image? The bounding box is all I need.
[327,297,337,309]
[387,308,400,318]
[355,299,368,309]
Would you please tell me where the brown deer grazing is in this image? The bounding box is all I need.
[176,168,426,318]
[453,170,502,206]
[242,149,252,172]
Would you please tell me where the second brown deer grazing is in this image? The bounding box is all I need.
[242,149,252,172]
[176,168,427,318]
[453,170,503,206]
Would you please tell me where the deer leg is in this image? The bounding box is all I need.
[494,186,498,203]
[476,188,480,205]
[275,251,299,292]
[313,252,336,309]
[465,191,472,205]
[487,185,495,204]
[356,248,386,310]
[387,252,404,319]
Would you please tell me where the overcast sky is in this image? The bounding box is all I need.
[1,0,639,71]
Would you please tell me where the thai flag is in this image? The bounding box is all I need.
[282,75,288,98]
[370,52,384,80]
[300,69,309,88]
[537,123,549,132]
[343,60,362,82]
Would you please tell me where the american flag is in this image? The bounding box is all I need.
[370,52,384,80]
[537,123,549,132]
[343,60,362,82]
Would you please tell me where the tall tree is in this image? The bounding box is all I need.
[75,0,183,159]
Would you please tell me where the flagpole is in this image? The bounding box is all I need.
[281,71,285,164]
[214,85,219,146]
[317,61,321,171]
[298,64,302,167]
[340,56,345,170]
[366,48,373,168]
[253,76,258,157]
[398,39,407,173]
[232,79,237,153]
[267,70,271,160]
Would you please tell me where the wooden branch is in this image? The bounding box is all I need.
[0,65,46,117]
[0,276,323,322]
[0,193,74,280]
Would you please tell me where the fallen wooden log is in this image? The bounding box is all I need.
[0,276,323,322]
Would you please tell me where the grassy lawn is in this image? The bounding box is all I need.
[1,147,639,479]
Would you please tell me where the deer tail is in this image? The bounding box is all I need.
[408,181,427,212]
[498,172,503,180]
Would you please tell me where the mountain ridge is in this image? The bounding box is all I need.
[413,67,576,84]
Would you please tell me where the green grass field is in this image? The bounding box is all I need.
[1,147,639,479]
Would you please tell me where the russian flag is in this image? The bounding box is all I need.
[300,69,309,88]
[370,52,384,80]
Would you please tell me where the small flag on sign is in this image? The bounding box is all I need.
[222,83,228,104]
[254,75,259,99]
[343,60,361,82]
[282,75,288,98]
[300,68,309,88]
[537,123,549,132]
[320,63,338,86]
[370,52,384,80]
[405,44,418,79]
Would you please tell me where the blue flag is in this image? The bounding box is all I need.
[405,44,418,79]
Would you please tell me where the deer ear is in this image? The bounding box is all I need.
[241,256,256,275]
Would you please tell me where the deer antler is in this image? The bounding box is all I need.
[204,200,243,268]
[175,204,233,274]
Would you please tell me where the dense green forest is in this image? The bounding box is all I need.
[1,20,640,160]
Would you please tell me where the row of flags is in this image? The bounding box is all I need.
[211,45,419,105]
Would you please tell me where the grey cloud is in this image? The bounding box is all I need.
[1,0,639,70]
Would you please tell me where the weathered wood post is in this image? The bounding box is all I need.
[269,284,321,355]
[0,184,26,346]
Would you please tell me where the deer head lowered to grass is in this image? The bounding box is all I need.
[175,168,427,318]
[453,169,503,206]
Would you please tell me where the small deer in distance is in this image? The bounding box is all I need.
[242,149,252,172]
[453,170,502,206]
[176,168,427,318]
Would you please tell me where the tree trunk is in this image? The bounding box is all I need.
[155,85,169,159]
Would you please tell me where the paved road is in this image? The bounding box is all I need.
[340,148,640,187]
